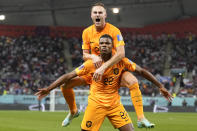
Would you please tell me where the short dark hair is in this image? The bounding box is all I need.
[91,2,106,11]
[99,34,113,44]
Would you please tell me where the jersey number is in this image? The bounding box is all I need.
[104,77,114,85]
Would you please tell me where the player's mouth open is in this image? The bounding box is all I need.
[96,18,100,22]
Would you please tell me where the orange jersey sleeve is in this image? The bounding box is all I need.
[75,60,95,76]
[82,28,90,50]
[111,25,125,49]
[122,58,136,72]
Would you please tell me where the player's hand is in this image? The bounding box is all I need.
[91,54,102,69]
[34,88,50,100]
[159,86,173,102]
[93,65,105,82]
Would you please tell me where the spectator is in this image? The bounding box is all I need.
[182,99,187,107]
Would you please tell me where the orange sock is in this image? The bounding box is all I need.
[61,86,77,115]
[129,83,144,120]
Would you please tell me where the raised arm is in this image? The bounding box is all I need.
[35,70,77,100]
[134,64,173,102]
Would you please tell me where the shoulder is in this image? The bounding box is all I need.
[77,60,94,71]
[84,59,94,67]
[121,58,135,65]
[107,23,121,32]
[119,57,128,65]
[114,58,127,67]
[83,24,94,34]
[122,57,129,62]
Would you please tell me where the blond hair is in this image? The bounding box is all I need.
[91,2,106,11]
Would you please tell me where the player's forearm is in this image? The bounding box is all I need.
[47,74,70,92]
[47,72,76,92]
[140,69,163,88]
[83,52,92,61]
[103,50,124,69]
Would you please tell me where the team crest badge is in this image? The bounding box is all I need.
[86,121,92,128]
[113,68,119,75]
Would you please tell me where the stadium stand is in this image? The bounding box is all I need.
[0,36,67,95]
[0,17,196,97]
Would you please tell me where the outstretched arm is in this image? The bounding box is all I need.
[35,70,77,100]
[134,65,173,102]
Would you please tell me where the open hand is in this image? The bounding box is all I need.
[34,88,50,100]
[93,65,105,82]
[159,87,173,102]
[92,54,102,69]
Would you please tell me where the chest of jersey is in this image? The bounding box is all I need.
[101,64,124,87]
[89,33,101,55]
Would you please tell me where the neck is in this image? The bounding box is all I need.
[95,22,106,32]
[101,53,111,62]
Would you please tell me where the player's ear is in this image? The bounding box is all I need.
[105,11,107,18]
[91,12,93,19]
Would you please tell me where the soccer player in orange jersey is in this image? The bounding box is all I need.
[60,2,171,128]
[35,34,173,131]
[61,2,153,128]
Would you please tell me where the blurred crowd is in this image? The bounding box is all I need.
[0,32,196,97]
[67,37,83,67]
[0,36,67,95]
[170,32,197,72]
[123,32,197,97]
[124,33,167,75]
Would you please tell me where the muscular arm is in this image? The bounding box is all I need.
[134,65,162,88]
[83,49,102,68]
[83,49,91,61]
[47,71,77,91]
[134,64,173,101]
[35,71,77,100]
[102,45,125,69]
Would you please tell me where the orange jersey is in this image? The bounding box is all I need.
[75,58,136,108]
[82,23,125,55]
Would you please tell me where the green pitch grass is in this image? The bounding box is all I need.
[0,111,197,131]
